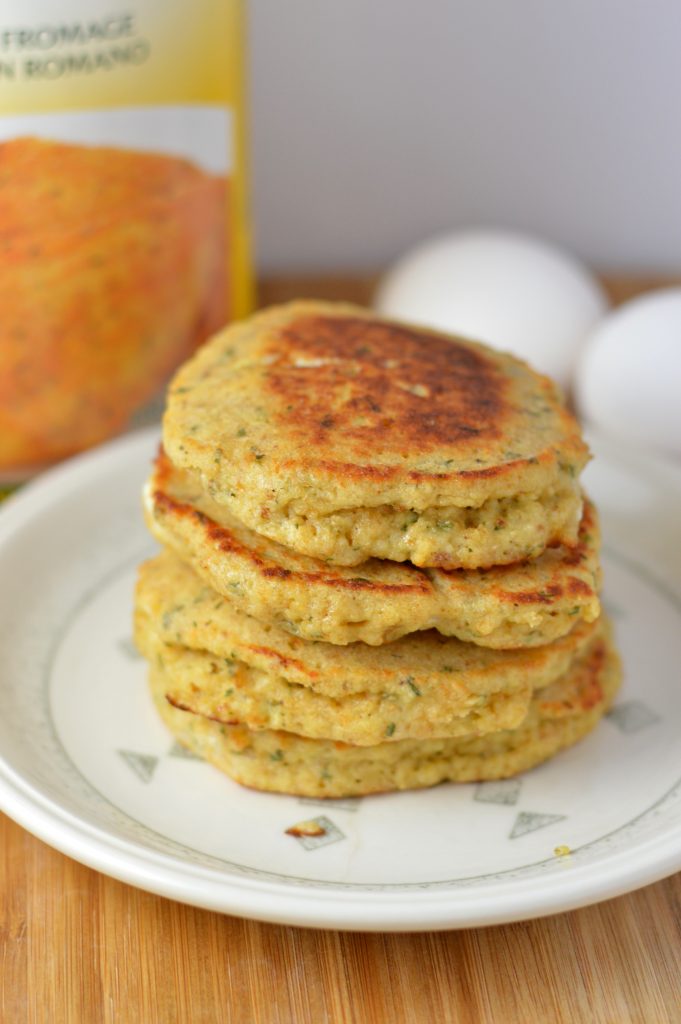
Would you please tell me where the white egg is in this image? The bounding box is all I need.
[374,229,608,388]
[575,288,681,458]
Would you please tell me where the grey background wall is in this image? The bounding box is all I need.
[249,0,681,273]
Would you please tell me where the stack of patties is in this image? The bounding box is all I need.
[135,301,621,798]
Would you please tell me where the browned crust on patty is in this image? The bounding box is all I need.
[151,448,599,603]
[479,500,599,607]
[163,301,589,513]
[267,313,508,457]
[261,312,585,485]
[152,449,431,597]
[145,451,601,648]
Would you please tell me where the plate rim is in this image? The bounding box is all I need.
[2,759,681,931]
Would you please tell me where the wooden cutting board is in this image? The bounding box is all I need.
[1,272,680,1024]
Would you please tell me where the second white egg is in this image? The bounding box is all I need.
[375,229,608,388]
[575,288,681,458]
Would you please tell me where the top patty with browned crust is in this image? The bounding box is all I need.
[163,301,589,568]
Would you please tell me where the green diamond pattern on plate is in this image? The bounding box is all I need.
[118,749,158,783]
[168,740,203,761]
[603,598,625,619]
[510,812,567,840]
[473,780,522,806]
[117,637,142,660]
[607,701,660,734]
[285,815,345,852]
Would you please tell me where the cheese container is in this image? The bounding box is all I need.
[0,1,252,479]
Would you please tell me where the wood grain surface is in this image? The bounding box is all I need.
[2,273,680,1024]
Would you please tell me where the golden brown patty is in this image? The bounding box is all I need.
[148,628,621,798]
[162,301,588,568]
[135,550,600,697]
[144,452,601,647]
[134,551,603,744]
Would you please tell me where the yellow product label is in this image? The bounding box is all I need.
[0,0,252,478]
[0,8,239,107]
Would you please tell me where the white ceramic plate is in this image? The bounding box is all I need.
[0,427,680,932]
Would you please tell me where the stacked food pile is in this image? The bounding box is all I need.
[134,302,620,798]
